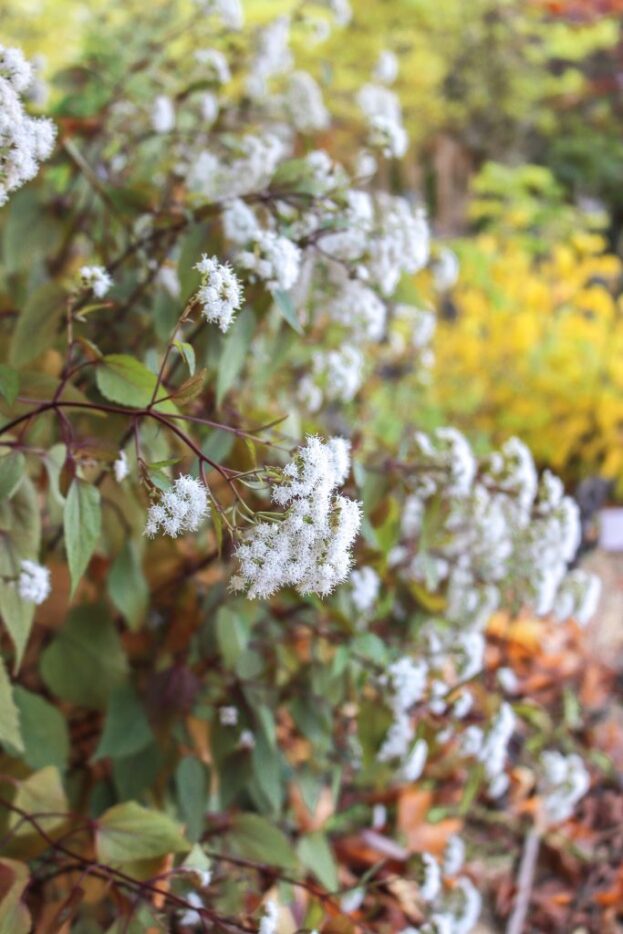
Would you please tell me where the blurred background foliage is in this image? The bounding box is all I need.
[4,0,623,493]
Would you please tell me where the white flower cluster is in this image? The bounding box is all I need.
[286,71,329,133]
[79,265,113,298]
[195,0,244,30]
[150,94,175,133]
[301,346,364,409]
[113,450,129,483]
[401,837,480,934]
[377,656,428,763]
[358,82,407,158]
[187,133,287,201]
[538,749,590,824]
[194,254,243,332]
[246,16,292,98]
[0,45,56,207]
[326,280,386,341]
[145,475,209,538]
[18,559,51,605]
[195,48,231,84]
[258,899,279,934]
[237,229,302,292]
[393,431,600,632]
[350,565,380,614]
[232,436,361,598]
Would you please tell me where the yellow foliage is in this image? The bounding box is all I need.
[426,228,623,491]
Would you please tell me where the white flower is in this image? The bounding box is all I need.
[420,852,441,902]
[18,560,51,605]
[195,48,231,84]
[239,729,256,749]
[374,50,399,85]
[341,888,365,913]
[113,450,129,483]
[350,566,380,613]
[479,702,515,781]
[0,46,56,206]
[233,436,361,599]
[432,247,460,291]
[443,835,465,876]
[157,264,181,298]
[258,899,278,934]
[145,475,209,538]
[403,737,428,782]
[327,281,386,341]
[194,254,243,332]
[79,265,112,298]
[198,0,244,29]
[150,94,175,133]
[219,706,238,726]
[313,346,364,405]
[222,199,260,244]
[286,71,329,133]
[539,750,590,823]
[553,569,601,626]
[368,114,408,158]
[237,230,301,292]
[179,891,203,926]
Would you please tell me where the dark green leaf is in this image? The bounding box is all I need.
[13,687,69,770]
[64,479,101,595]
[92,683,153,761]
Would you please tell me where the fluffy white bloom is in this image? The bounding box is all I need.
[374,50,399,85]
[258,900,278,934]
[539,750,590,823]
[145,475,209,538]
[188,134,286,201]
[452,690,473,720]
[327,280,386,341]
[194,254,243,332]
[368,114,408,158]
[232,436,361,599]
[298,374,323,413]
[479,702,515,781]
[350,566,380,613]
[553,568,601,626]
[341,888,365,913]
[403,737,428,781]
[219,706,238,726]
[150,94,175,133]
[286,71,329,133]
[497,666,519,694]
[18,560,51,605]
[222,199,260,245]
[200,92,219,123]
[420,853,441,902]
[157,264,181,298]
[312,346,364,404]
[247,17,292,97]
[79,265,113,298]
[0,45,56,207]
[367,195,430,295]
[378,657,428,763]
[238,230,301,292]
[195,48,231,84]
[179,891,203,926]
[239,729,256,749]
[113,450,129,483]
[443,835,465,876]
[432,247,460,291]
[460,725,484,758]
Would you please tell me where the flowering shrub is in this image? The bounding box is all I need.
[0,7,608,933]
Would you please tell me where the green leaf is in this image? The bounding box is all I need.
[0,656,23,754]
[0,478,41,667]
[217,309,255,405]
[40,604,128,710]
[216,607,248,669]
[13,688,69,770]
[173,340,196,376]
[92,683,153,761]
[273,289,303,334]
[297,831,338,891]
[64,479,101,595]
[95,354,176,412]
[10,283,66,367]
[9,766,68,838]
[0,452,25,501]
[0,365,19,407]
[112,743,163,802]
[108,542,148,631]
[96,802,188,864]
[175,756,207,843]
[228,813,297,870]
